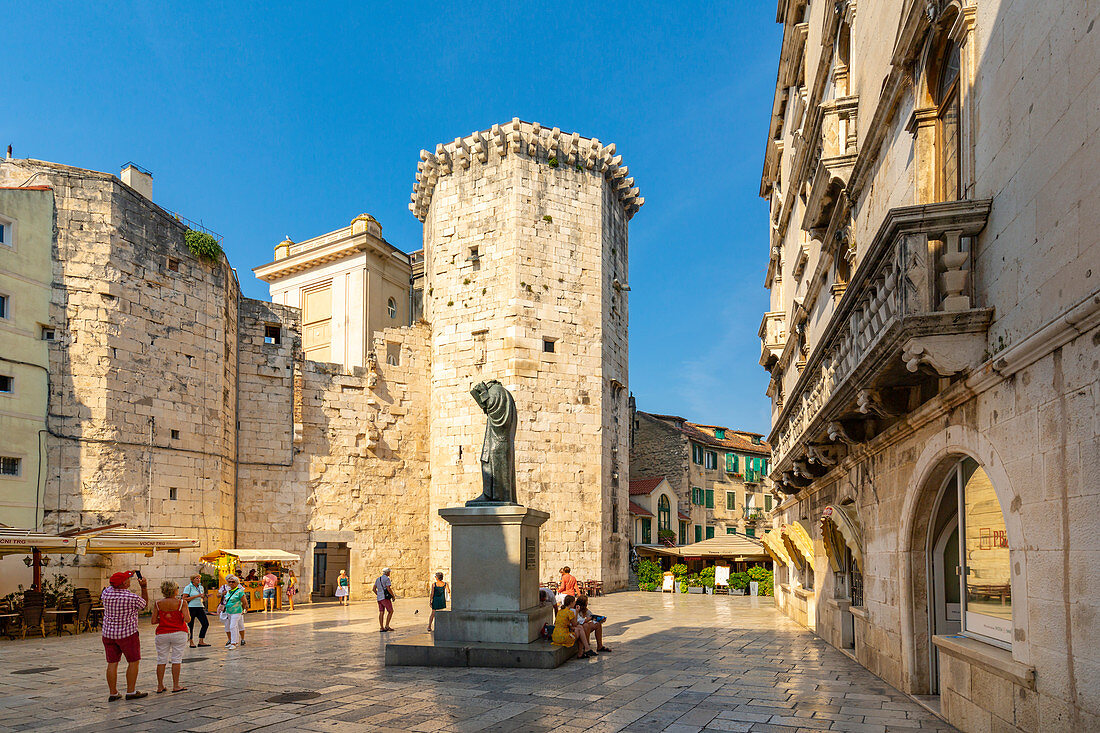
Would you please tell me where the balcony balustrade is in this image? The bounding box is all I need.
[768,200,994,493]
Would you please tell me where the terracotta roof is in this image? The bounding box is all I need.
[678,510,691,521]
[629,477,664,495]
[628,500,653,517]
[640,412,771,455]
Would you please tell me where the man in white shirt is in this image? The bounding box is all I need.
[373,568,394,632]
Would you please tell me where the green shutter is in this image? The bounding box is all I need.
[694,525,702,542]
[765,494,773,512]
[726,492,735,510]
[715,429,724,439]
[679,521,687,545]
[641,518,651,544]
[705,489,714,509]
[733,454,739,472]
[746,527,756,537]
[706,526,715,539]
[726,527,737,535]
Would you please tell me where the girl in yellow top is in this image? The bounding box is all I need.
[551,595,596,658]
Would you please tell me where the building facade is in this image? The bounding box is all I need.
[0,185,53,531]
[759,1,1099,730]
[253,213,416,369]
[0,118,640,596]
[630,411,773,545]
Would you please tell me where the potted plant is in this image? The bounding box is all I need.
[687,574,705,593]
[700,567,716,595]
[637,559,663,591]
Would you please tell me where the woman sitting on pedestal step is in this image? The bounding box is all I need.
[574,595,612,653]
[550,595,596,659]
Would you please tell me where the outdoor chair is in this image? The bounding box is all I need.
[20,601,45,639]
[73,600,92,634]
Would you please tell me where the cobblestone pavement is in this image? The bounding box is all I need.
[0,592,955,732]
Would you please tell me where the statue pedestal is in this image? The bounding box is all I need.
[434,505,552,644]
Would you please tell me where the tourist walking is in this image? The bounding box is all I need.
[100,570,149,701]
[373,567,394,631]
[220,575,248,650]
[182,574,210,648]
[551,595,595,658]
[427,572,448,632]
[261,569,279,612]
[151,580,191,693]
[335,569,350,605]
[285,569,299,611]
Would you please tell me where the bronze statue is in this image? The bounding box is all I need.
[469,380,517,504]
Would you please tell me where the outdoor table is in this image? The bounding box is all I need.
[0,613,18,640]
[45,609,76,636]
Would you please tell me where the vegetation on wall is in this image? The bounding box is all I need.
[185,229,222,262]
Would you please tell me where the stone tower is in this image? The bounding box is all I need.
[411,119,642,589]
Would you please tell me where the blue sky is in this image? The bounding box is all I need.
[8,3,781,434]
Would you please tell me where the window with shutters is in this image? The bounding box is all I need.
[726,491,736,511]
[765,494,773,512]
[706,526,715,540]
[692,444,703,465]
[704,451,717,470]
[726,453,738,472]
[694,525,702,543]
[640,518,651,544]
[726,527,737,535]
[705,489,714,509]
[679,521,688,545]
[714,429,724,439]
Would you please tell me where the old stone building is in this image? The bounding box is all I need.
[253,213,418,369]
[759,0,1099,730]
[630,411,773,544]
[0,118,641,597]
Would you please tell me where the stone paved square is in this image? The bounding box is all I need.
[0,593,955,732]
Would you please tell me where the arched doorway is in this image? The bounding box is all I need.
[924,456,1013,693]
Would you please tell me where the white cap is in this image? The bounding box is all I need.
[382,567,391,574]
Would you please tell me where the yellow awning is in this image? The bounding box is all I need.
[636,536,770,560]
[200,548,301,564]
[762,529,792,566]
[781,521,814,569]
[820,504,863,572]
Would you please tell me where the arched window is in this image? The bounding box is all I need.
[934,38,962,201]
[933,457,1012,647]
[387,297,397,319]
[658,495,671,533]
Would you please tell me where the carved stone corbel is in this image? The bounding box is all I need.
[902,334,985,376]
[856,388,904,417]
[827,420,859,445]
[808,443,843,467]
[794,458,817,480]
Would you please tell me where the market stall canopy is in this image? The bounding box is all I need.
[820,504,863,572]
[638,535,770,561]
[0,529,81,557]
[762,528,792,566]
[60,526,200,556]
[200,549,301,564]
[781,522,815,570]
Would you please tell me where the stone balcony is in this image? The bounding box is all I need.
[767,199,994,494]
[759,311,787,369]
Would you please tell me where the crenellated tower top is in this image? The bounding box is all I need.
[409,117,643,222]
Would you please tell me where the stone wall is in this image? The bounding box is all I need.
[0,159,241,586]
[630,413,689,497]
[236,322,431,598]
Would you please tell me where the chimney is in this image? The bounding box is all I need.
[120,162,153,200]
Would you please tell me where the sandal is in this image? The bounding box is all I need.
[171,687,187,693]
[189,643,196,648]
[197,642,211,647]
[596,646,613,652]
[107,694,122,702]
[125,691,148,700]
[156,688,167,694]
